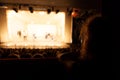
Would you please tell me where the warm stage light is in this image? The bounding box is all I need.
[6,10,67,44]
[39,11,46,15]
[72,11,78,17]
[71,9,80,17]
[0,9,72,48]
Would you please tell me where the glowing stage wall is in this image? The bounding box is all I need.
[0,8,9,42]
[0,8,72,44]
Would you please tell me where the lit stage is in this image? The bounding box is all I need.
[0,10,72,49]
[0,41,69,49]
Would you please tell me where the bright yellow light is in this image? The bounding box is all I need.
[27,24,58,41]
[4,10,71,47]
[39,11,46,15]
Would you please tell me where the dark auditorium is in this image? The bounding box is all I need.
[0,0,105,80]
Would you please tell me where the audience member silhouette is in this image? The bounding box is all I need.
[79,13,102,61]
[71,13,103,80]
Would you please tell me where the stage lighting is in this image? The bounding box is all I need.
[29,7,34,13]
[13,8,18,13]
[55,9,60,14]
[47,9,51,14]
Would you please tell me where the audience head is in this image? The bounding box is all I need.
[80,13,102,60]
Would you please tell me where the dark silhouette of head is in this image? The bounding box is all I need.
[80,13,102,60]
[88,16,102,58]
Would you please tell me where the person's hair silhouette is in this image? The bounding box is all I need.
[80,14,102,61]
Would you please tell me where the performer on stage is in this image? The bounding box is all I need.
[17,31,22,37]
[22,31,27,41]
[33,34,37,39]
[45,33,53,40]
[23,35,27,41]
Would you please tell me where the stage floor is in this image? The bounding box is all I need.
[0,41,69,49]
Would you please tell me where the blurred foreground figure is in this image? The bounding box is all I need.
[71,13,105,80]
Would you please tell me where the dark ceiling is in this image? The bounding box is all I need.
[0,0,102,11]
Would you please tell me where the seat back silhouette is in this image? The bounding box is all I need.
[32,53,43,58]
[8,53,20,58]
[20,53,32,58]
